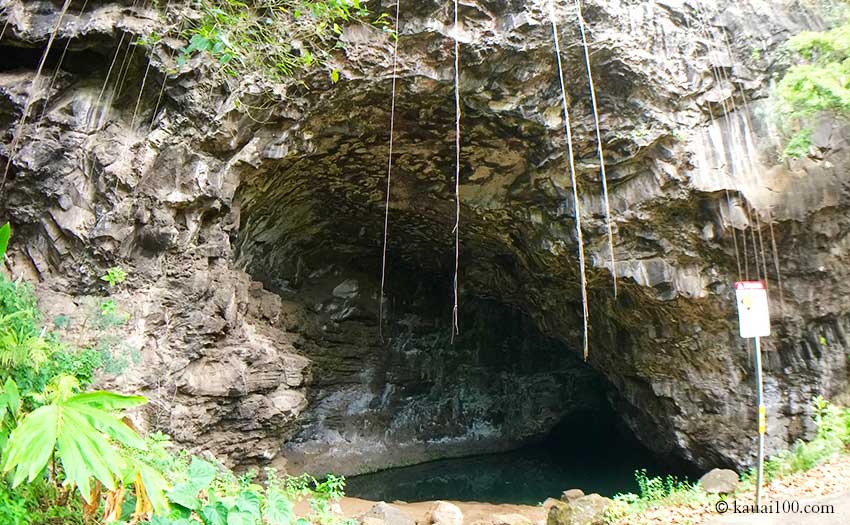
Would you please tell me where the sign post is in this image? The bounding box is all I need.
[734,281,771,508]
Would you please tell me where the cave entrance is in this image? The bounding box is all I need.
[343,408,696,505]
[233,131,698,500]
[234,169,702,501]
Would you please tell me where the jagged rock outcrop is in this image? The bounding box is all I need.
[1,0,848,476]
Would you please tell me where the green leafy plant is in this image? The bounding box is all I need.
[0,222,10,260]
[101,266,127,287]
[0,479,31,525]
[0,377,21,450]
[774,18,850,159]
[97,298,130,328]
[741,396,850,487]
[170,0,373,88]
[151,457,296,525]
[0,277,52,377]
[605,470,709,522]
[1,380,149,501]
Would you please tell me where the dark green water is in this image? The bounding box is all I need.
[345,412,697,505]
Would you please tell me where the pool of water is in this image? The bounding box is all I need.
[345,412,697,505]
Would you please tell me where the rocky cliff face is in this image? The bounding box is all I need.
[1,0,848,475]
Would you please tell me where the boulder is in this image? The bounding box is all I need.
[547,494,613,525]
[699,468,740,494]
[426,501,463,525]
[560,489,585,502]
[363,502,416,525]
[542,498,561,510]
[332,279,360,300]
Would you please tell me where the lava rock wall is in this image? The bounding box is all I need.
[1,0,848,473]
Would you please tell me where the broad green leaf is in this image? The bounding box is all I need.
[71,403,146,450]
[4,378,20,416]
[166,504,192,520]
[69,391,147,410]
[1,405,60,486]
[331,69,340,83]
[138,460,172,515]
[187,34,211,54]
[201,501,229,525]
[235,490,261,517]
[186,457,216,490]
[0,223,10,259]
[151,516,200,525]
[167,481,202,511]
[265,489,294,525]
[56,408,125,498]
[2,388,149,503]
[227,510,256,525]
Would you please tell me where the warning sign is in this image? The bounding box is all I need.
[735,281,770,338]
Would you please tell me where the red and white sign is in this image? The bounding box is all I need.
[735,281,770,338]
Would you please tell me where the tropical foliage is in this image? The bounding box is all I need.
[775,14,850,158]
[0,224,349,524]
[165,0,389,86]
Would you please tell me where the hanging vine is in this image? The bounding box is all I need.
[548,0,590,360]
[36,0,91,129]
[1,0,74,192]
[451,0,462,341]
[378,0,401,341]
[573,0,618,297]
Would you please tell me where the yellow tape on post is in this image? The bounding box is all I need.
[758,404,767,435]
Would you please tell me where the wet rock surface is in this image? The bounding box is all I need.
[1,0,849,476]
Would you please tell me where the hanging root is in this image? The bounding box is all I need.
[743,202,762,282]
[723,191,743,281]
[36,0,91,129]
[450,0,462,342]
[573,0,618,298]
[549,0,590,360]
[754,210,770,288]
[379,0,401,341]
[1,0,74,193]
[766,208,787,315]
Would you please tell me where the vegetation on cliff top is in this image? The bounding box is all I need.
[776,9,850,158]
[151,0,393,88]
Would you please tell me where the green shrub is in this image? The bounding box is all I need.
[742,396,850,487]
[605,470,708,522]
[0,479,31,525]
[0,223,9,260]
[172,0,373,85]
[774,18,850,159]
